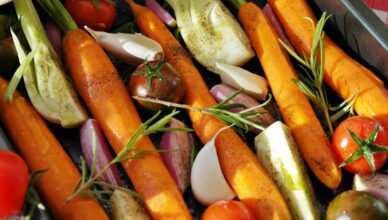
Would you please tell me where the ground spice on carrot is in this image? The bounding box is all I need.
[268,0,388,130]
[0,77,109,220]
[127,1,292,219]
[62,29,192,220]
[237,2,342,189]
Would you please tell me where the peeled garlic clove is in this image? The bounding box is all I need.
[191,126,236,206]
[214,62,268,100]
[84,26,164,66]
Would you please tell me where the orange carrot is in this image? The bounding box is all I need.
[127,1,291,219]
[62,29,191,220]
[0,77,108,220]
[268,0,388,130]
[237,2,342,189]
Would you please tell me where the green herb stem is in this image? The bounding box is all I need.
[36,0,78,33]
[280,12,337,135]
[66,161,114,203]
[226,0,247,9]
[132,92,271,133]
[318,85,333,134]
[67,110,182,202]
[13,0,53,48]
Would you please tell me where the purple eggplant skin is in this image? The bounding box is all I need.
[326,190,388,220]
[80,119,122,187]
[210,84,275,132]
[159,118,193,194]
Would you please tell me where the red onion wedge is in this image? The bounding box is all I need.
[263,4,293,49]
[80,119,122,187]
[145,0,177,27]
[210,84,275,133]
[43,19,62,59]
[354,173,388,204]
[159,118,193,193]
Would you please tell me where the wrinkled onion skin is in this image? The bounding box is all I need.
[159,118,193,193]
[80,119,122,187]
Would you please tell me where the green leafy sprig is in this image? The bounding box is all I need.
[133,89,272,135]
[280,12,358,135]
[340,124,388,175]
[23,169,48,220]
[67,110,191,203]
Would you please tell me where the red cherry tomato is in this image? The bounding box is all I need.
[65,0,116,31]
[129,61,185,112]
[332,116,388,174]
[0,150,29,218]
[201,200,255,220]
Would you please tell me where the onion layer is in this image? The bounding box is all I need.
[80,119,121,187]
[159,118,192,193]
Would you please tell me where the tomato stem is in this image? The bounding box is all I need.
[340,124,388,175]
[132,60,168,90]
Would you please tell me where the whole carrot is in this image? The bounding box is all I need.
[36,0,192,219]
[233,1,341,189]
[62,29,191,220]
[127,1,291,219]
[268,0,388,129]
[0,77,108,220]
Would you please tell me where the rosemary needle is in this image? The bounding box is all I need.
[132,89,272,135]
[67,109,188,202]
[280,12,358,136]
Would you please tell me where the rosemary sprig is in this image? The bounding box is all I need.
[133,89,272,135]
[330,89,359,123]
[280,12,358,136]
[66,109,189,202]
[280,12,333,134]
[23,169,48,220]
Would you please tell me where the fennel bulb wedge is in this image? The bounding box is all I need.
[12,0,88,128]
[254,121,319,220]
[166,0,254,67]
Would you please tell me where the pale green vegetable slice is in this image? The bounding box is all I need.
[12,0,88,128]
[166,0,254,67]
[254,121,319,220]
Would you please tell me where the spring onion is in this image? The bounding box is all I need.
[166,0,254,67]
